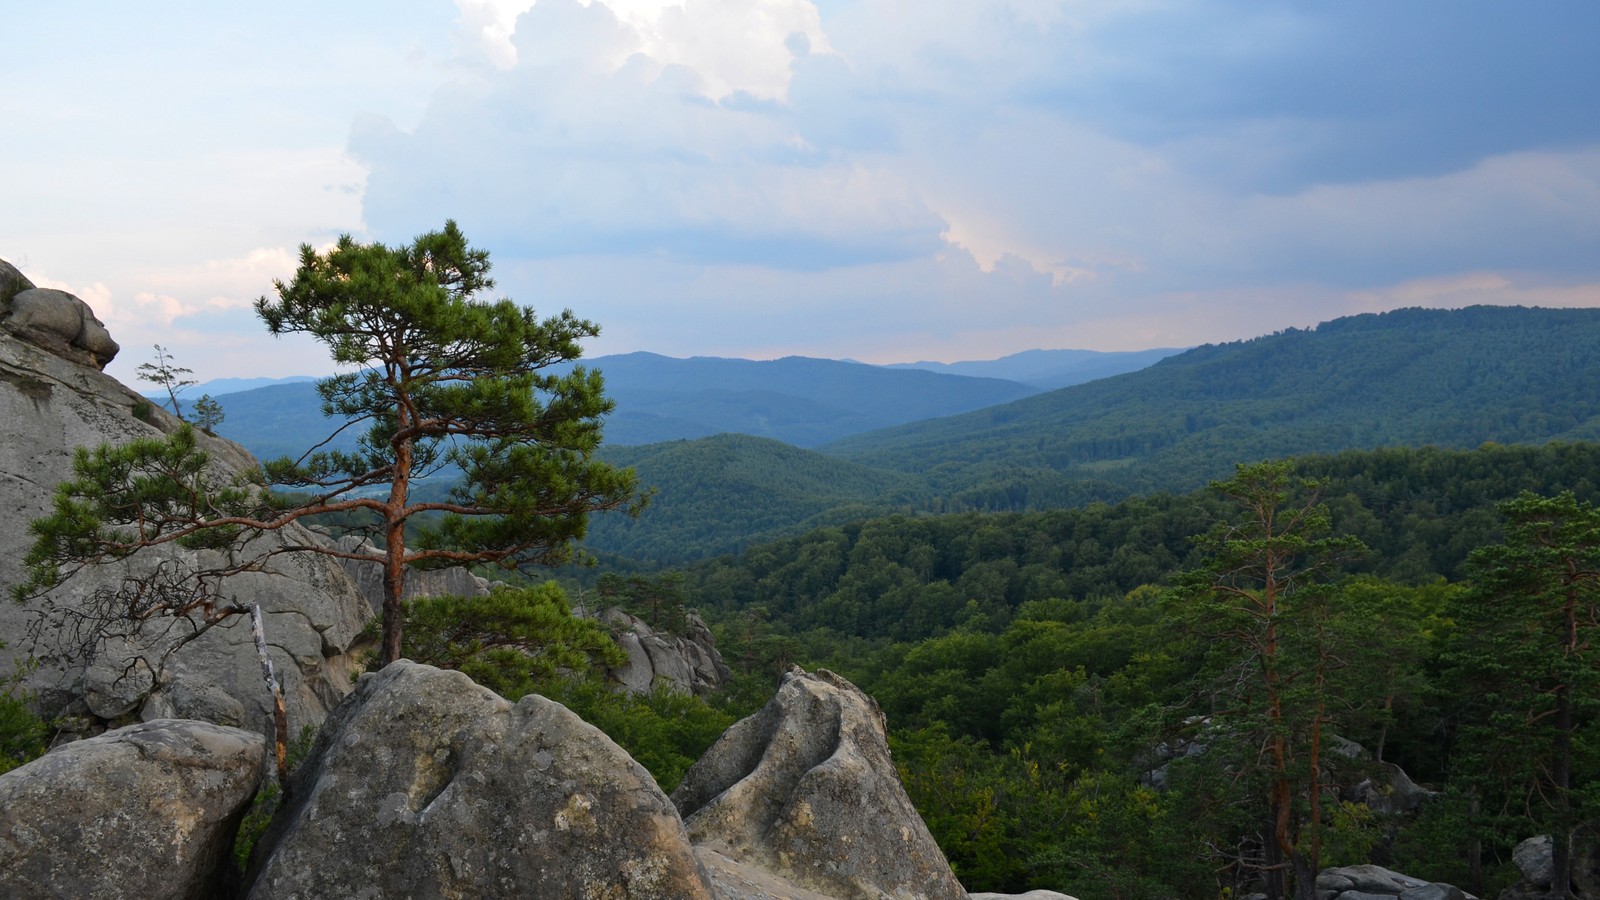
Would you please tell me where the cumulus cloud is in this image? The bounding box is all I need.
[343,0,1600,364]
[11,0,1600,381]
[357,0,942,269]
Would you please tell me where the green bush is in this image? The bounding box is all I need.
[543,679,740,793]
[0,654,48,774]
[394,582,625,699]
[232,724,319,869]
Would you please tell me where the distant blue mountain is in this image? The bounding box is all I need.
[574,352,1039,446]
[883,347,1183,390]
[195,351,1050,460]
[192,375,319,396]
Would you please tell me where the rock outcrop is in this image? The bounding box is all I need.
[244,660,715,899]
[603,606,733,696]
[1315,864,1474,900]
[333,534,492,613]
[0,718,265,900]
[1346,759,1434,816]
[1,660,982,899]
[1511,835,1554,891]
[0,259,34,307]
[672,667,968,900]
[966,883,1081,890]
[330,537,734,698]
[0,266,119,370]
[0,258,372,739]
[1498,834,1600,900]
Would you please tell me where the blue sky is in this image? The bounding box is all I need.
[5,1,1599,384]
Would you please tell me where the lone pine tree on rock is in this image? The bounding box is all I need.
[17,221,644,667]
[137,344,197,419]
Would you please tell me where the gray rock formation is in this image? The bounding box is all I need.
[0,258,33,307]
[0,718,265,900]
[603,606,732,696]
[329,539,735,697]
[0,264,372,739]
[332,534,493,613]
[2,286,119,370]
[0,660,978,899]
[245,660,715,899]
[1347,760,1435,816]
[971,892,1082,900]
[966,883,1081,890]
[1315,864,1474,900]
[672,667,968,900]
[1512,835,1553,890]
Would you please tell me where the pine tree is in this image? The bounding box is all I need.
[1168,460,1366,900]
[192,394,224,433]
[136,344,196,419]
[17,221,645,667]
[1444,491,1600,899]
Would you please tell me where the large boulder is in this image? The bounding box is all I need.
[333,534,492,613]
[0,258,34,307]
[0,718,265,900]
[1315,865,1473,900]
[671,667,968,900]
[0,284,372,740]
[1512,835,1553,889]
[244,660,715,899]
[603,606,732,696]
[2,286,119,369]
[1347,760,1435,816]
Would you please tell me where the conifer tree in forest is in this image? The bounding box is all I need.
[1444,491,1600,900]
[1169,460,1365,900]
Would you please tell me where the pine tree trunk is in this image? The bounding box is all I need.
[1263,824,1288,900]
[1550,580,1580,899]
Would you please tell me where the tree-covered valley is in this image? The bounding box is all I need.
[34,302,1600,899]
[648,440,1600,897]
[569,306,1600,898]
[580,305,1600,566]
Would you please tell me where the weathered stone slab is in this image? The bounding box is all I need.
[0,719,265,900]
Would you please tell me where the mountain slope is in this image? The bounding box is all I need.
[824,306,1600,507]
[586,434,930,564]
[887,347,1182,389]
[202,352,1042,456]
[587,352,1039,446]
[207,382,352,462]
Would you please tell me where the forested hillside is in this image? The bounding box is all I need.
[575,306,1600,564]
[685,441,1600,640]
[588,434,930,564]
[886,347,1182,389]
[826,305,1600,507]
[577,352,1040,446]
[198,351,1040,457]
[671,441,1600,898]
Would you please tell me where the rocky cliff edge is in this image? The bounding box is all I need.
[0,258,373,740]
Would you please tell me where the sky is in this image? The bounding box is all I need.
[5,1,1600,385]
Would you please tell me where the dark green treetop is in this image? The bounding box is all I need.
[1444,491,1600,898]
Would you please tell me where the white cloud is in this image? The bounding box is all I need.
[1346,272,1600,314]
[356,3,941,268]
[455,0,830,101]
[9,0,1600,381]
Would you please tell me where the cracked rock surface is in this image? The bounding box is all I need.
[0,261,372,740]
[244,661,715,900]
[673,667,969,900]
[0,719,265,900]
